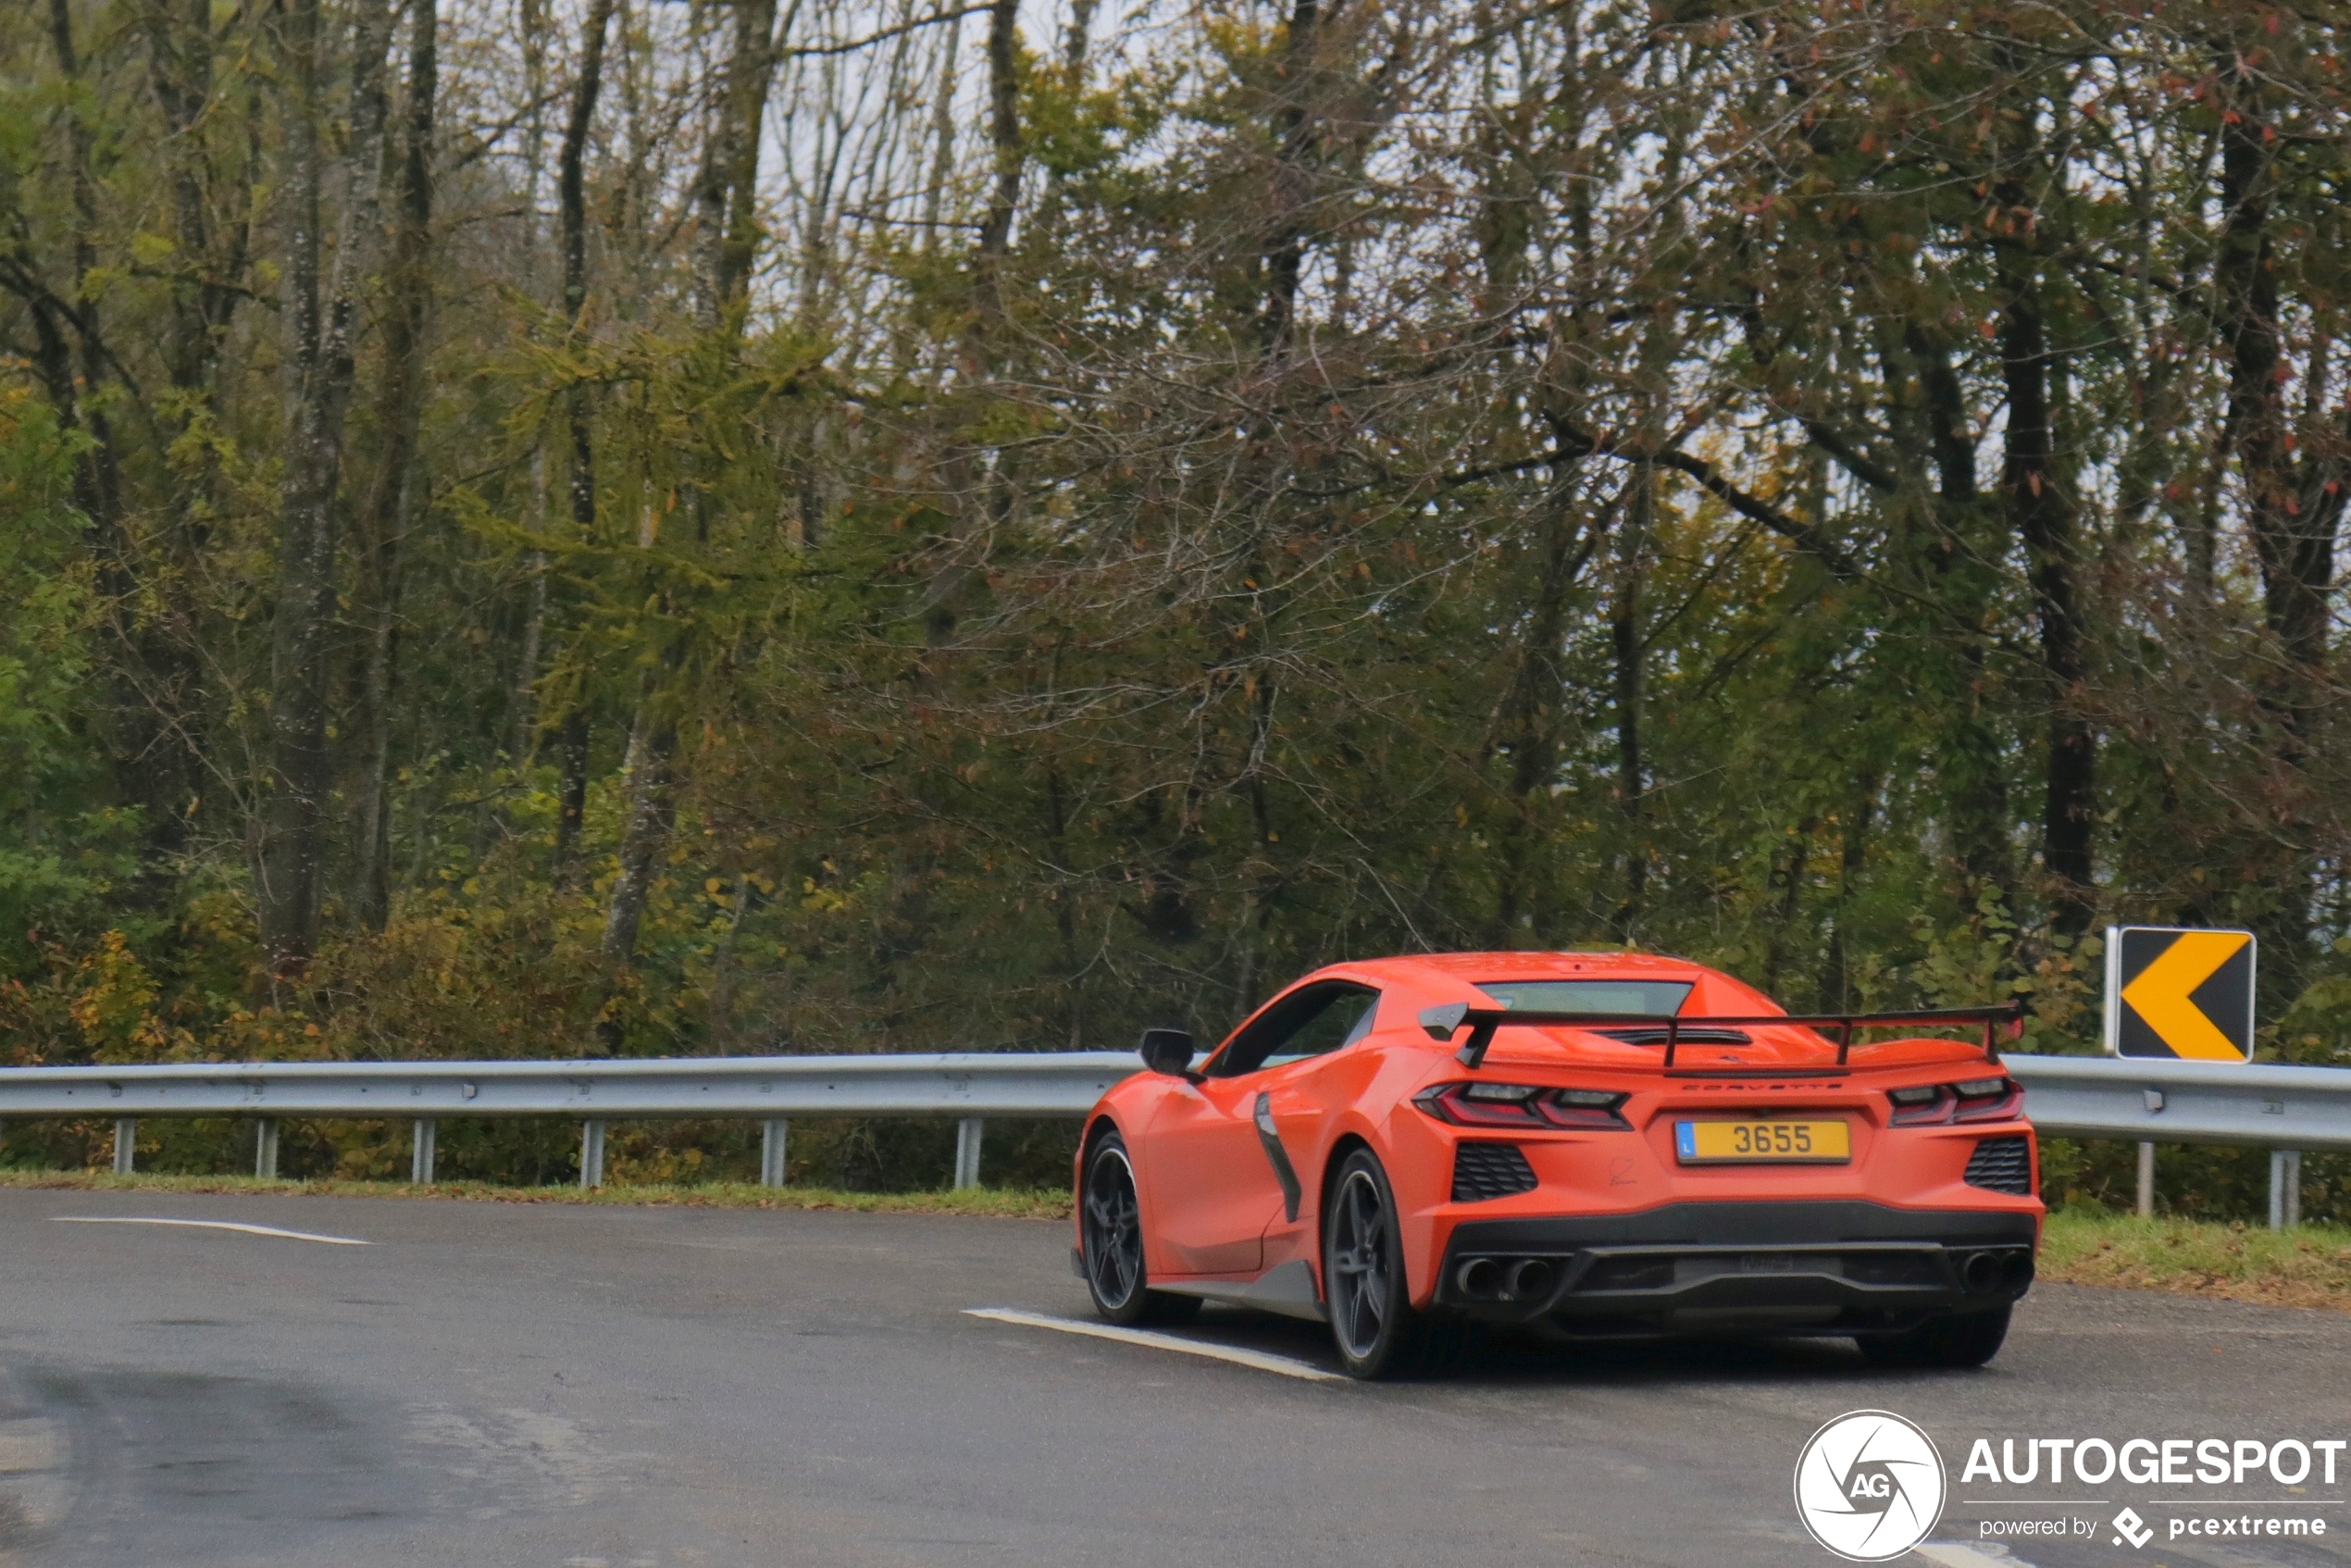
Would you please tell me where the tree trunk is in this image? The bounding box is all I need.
[354,0,439,931]
[506,0,554,770]
[600,713,679,969]
[692,0,779,325]
[554,709,591,871]
[1760,818,1816,1002]
[922,0,1023,653]
[1996,230,2095,937]
[2216,68,2341,734]
[44,0,123,537]
[1259,0,1322,355]
[1906,319,2012,900]
[1822,771,1879,1010]
[49,0,213,893]
[549,0,617,878]
[600,0,777,966]
[258,0,396,975]
[1486,478,1598,945]
[131,0,236,871]
[1611,466,1649,941]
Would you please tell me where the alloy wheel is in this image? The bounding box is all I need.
[1083,1145,1144,1310]
[1327,1167,1391,1358]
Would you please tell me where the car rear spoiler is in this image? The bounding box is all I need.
[1416,1001,2025,1076]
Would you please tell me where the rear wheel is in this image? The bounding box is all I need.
[1080,1133,1200,1325]
[1324,1149,1469,1380]
[1858,1305,2011,1370]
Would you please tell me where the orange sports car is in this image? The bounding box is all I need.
[1073,952,2040,1379]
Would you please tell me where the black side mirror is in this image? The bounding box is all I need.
[1138,1027,1198,1077]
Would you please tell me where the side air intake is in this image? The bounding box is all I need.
[1452,1141,1537,1202]
[1964,1135,2033,1195]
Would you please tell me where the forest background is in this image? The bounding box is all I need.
[4,0,2351,1215]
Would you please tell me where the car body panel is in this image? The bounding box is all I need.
[1077,952,2043,1337]
[1136,1074,1278,1274]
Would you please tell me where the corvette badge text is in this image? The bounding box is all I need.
[1796,1412,2346,1558]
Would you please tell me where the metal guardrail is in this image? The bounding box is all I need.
[0,1052,1138,1120]
[0,1052,1138,1189]
[2003,1054,2351,1153]
[1,1051,2343,1217]
[2004,1053,2345,1229]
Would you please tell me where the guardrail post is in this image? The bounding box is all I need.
[254,1118,280,1179]
[411,1118,436,1184]
[2269,1149,2302,1230]
[760,1118,788,1187]
[2135,1140,2155,1218]
[580,1119,605,1188]
[953,1117,983,1188]
[112,1117,135,1175]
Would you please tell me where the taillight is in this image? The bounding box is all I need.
[1888,1077,2022,1126]
[1413,1083,1631,1130]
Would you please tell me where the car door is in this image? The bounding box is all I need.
[1140,981,1379,1276]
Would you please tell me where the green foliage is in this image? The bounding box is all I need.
[4,0,2351,1222]
[0,387,137,975]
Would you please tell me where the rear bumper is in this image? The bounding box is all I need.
[1434,1200,2035,1337]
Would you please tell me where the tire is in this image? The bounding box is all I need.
[1858,1305,2011,1370]
[1080,1133,1200,1326]
[1323,1148,1470,1380]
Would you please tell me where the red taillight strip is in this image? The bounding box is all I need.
[1888,1077,2024,1126]
[1412,1083,1631,1130]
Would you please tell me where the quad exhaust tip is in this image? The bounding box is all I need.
[1458,1257,1503,1298]
[1507,1258,1555,1300]
[1959,1247,2034,1294]
[1453,1255,1558,1302]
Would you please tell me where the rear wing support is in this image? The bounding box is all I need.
[1417,1001,2025,1075]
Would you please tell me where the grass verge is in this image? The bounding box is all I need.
[0,1167,1075,1220]
[2040,1207,2351,1313]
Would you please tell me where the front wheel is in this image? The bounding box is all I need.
[1080,1132,1200,1325]
[1323,1149,1469,1380]
[1858,1305,2011,1370]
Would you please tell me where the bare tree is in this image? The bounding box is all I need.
[258,0,397,974]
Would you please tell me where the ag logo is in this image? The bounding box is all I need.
[1793,1410,1947,1562]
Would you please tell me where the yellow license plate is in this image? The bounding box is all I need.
[1674,1119,1850,1164]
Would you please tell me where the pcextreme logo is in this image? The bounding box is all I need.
[1793,1410,1947,1562]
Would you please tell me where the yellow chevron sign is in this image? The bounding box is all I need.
[2103,926,2257,1062]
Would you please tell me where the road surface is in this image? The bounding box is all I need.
[1,1188,2345,1566]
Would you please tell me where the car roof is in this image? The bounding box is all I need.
[1307,951,1784,1014]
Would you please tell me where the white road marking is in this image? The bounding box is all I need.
[50,1216,370,1246]
[963,1308,1343,1382]
[1914,1543,2033,1567]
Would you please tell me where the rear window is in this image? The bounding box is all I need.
[1474,979,1693,1016]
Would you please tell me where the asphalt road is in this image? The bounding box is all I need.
[1,1188,2346,1568]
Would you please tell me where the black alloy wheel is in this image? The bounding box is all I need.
[1322,1148,1469,1379]
[1081,1132,1199,1325]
